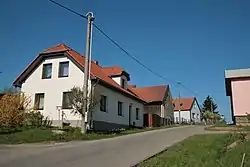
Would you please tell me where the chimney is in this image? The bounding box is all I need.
[130,84,136,88]
[93,61,99,65]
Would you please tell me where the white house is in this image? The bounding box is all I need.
[173,97,201,124]
[13,43,146,131]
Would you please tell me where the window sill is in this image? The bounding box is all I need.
[58,75,69,78]
[100,110,108,113]
[42,77,51,79]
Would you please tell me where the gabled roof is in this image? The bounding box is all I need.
[173,97,195,111]
[13,43,143,102]
[42,43,71,53]
[129,85,169,103]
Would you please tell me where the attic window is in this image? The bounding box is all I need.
[42,63,52,79]
[59,62,69,77]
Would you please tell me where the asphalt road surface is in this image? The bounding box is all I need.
[0,126,207,167]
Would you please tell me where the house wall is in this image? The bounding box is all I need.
[92,84,144,131]
[231,78,250,116]
[21,56,91,127]
[112,75,128,89]
[144,105,161,116]
[190,100,201,123]
[174,110,190,123]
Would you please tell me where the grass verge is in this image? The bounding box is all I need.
[139,133,250,167]
[205,124,250,132]
[0,125,178,144]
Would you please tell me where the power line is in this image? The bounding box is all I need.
[46,0,200,97]
[92,23,177,84]
[48,0,87,19]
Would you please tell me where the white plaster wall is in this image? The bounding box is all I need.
[21,56,90,126]
[92,84,144,127]
[111,75,128,89]
[190,100,201,123]
[174,110,190,123]
[112,76,121,85]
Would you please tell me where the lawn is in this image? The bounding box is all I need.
[205,124,250,132]
[139,133,250,167]
[0,125,177,144]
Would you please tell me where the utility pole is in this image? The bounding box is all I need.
[178,82,181,124]
[82,12,94,134]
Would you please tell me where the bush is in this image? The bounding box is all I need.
[0,93,29,128]
[25,111,52,128]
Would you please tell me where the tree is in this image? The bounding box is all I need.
[0,93,30,128]
[202,95,218,113]
[67,86,101,134]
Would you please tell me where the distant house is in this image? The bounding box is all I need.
[173,97,201,124]
[225,68,250,125]
[129,85,174,127]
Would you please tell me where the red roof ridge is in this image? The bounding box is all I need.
[133,85,169,89]
[103,66,122,69]
[42,43,72,53]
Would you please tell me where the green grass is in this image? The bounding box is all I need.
[139,133,250,167]
[0,125,177,144]
[205,124,250,132]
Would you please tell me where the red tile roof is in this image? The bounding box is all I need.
[102,66,123,76]
[13,43,144,102]
[42,43,70,53]
[173,97,195,111]
[129,85,169,102]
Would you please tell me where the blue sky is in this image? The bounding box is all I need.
[1,0,250,122]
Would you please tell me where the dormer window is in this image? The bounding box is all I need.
[121,78,125,88]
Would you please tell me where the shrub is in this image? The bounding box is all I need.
[25,111,52,128]
[0,93,29,128]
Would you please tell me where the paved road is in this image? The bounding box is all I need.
[0,126,207,167]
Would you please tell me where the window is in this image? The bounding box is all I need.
[34,93,44,110]
[100,95,107,112]
[193,103,196,109]
[59,62,69,77]
[197,114,199,119]
[118,101,123,116]
[62,92,72,109]
[42,63,52,79]
[136,108,139,120]
[192,113,195,119]
[121,79,125,88]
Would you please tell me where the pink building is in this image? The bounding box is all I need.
[225,68,250,125]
